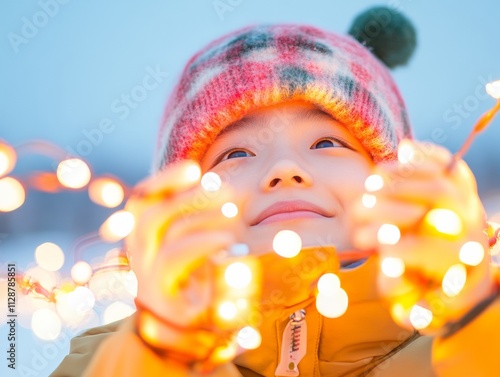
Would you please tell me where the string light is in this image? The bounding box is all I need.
[32,308,62,340]
[316,288,349,318]
[218,301,238,320]
[71,261,93,285]
[0,140,16,176]
[225,262,252,289]
[272,230,302,258]
[397,140,415,164]
[99,210,135,241]
[35,242,65,272]
[0,177,25,212]
[56,158,91,189]
[409,304,433,330]
[381,257,405,278]
[185,163,202,182]
[221,202,238,218]
[459,241,485,266]
[361,193,376,208]
[103,302,136,325]
[485,80,500,99]
[424,209,463,236]
[317,273,341,295]
[201,172,222,192]
[377,224,401,245]
[364,174,384,192]
[237,326,262,350]
[88,177,125,208]
[442,264,467,298]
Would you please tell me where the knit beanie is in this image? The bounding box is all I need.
[154,7,417,171]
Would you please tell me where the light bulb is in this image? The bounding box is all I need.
[409,305,433,330]
[486,80,500,99]
[397,140,415,164]
[459,241,485,266]
[57,158,91,189]
[35,242,65,272]
[442,264,467,298]
[0,141,16,176]
[218,301,238,320]
[381,257,405,278]
[100,210,135,241]
[424,209,462,236]
[71,261,93,285]
[103,302,136,324]
[221,202,238,218]
[201,172,222,192]
[317,273,341,296]
[316,288,348,318]
[272,230,302,258]
[377,224,401,245]
[88,177,124,208]
[225,262,252,289]
[0,177,25,212]
[362,193,377,208]
[237,326,262,350]
[365,174,384,192]
[32,308,62,340]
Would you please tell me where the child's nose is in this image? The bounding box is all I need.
[259,159,313,190]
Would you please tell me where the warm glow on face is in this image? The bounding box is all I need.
[201,171,222,192]
[424,209,462,236]
[221,202,238,218]
[35,242,65,272]
[365,174,384,192]
[377,224,401,245]
[442,264,467,298]
[272,230,302,258]
[0,141,16,177]
[57,158,91,189]
[381,257,405,278]
[237,326,262,350]
[225,262,252,289]
[459,241,485,266]
[409,305,433,330]
[88,178,124,208]
[0,177,25,212]
[100,210,135,241]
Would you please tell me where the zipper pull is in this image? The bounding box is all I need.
[275,309,307,376]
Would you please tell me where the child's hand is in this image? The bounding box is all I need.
[350,140,495,333]
[125,161,245,361]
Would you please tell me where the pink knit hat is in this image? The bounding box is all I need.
[155,7,416,170]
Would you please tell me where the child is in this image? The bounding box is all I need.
[51,7,499,377]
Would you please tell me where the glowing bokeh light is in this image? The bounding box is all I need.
[103,302,136,325]
[100,210,135,241]
[0,177,25,212]
[88,178,124,208]
[237,326,262,350]
[364,174,384,192]
[218,301,238,320]
[225,262,252,289]
[486,80,500,99]
[25,266,59,290]
[71,261,93,285]
[272,230,302,258]
[32,308,62,340]
[185,163,202,182]
[201,172,222,192]
[442,264,467,298]
[381,257,405,278]
[362,193,377,208]
[221,202,238,218]
[397,140,415,164]
[57,158,91,189]
[35,242,65,272]
[0,141,16,176]
[317,273,341,296]
[377,224,401,245]
[459,241,485,266]
[56,286,95,324]
[316,289,348,318]
[409,305,433,330]
[424,209,462,236]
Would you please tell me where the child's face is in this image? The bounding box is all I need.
[201,101,374,256]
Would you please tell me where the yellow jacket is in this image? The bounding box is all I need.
[50,256,499,377]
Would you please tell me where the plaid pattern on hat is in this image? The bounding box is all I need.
[154,24,412,170]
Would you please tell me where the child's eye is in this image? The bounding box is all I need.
[221,148,254,161]
[311,137,351,149]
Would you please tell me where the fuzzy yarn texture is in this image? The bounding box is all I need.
[155,23,413,171]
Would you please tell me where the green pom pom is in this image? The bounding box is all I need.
[348,6,417,68]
